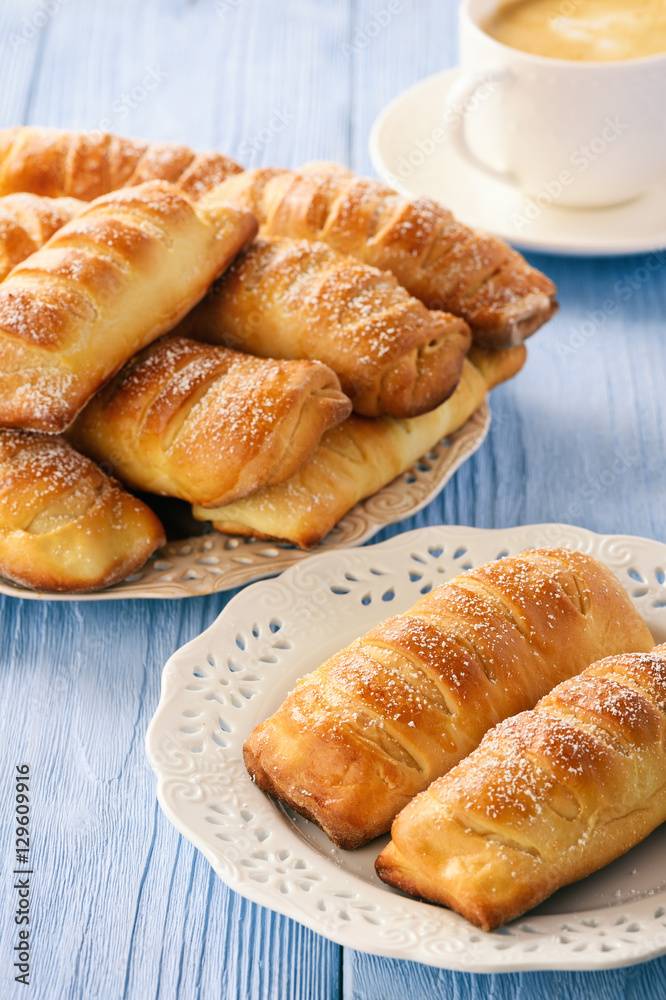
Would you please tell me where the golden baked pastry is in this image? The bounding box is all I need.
[68,336,352,507]
[0,180,257,433]
[0,127,242,201]
[0,429,164,593]
[242,548,653,848]
[212,162,558,349]
[377,644,666,931]
[0,192,84,281]
[192,345,524,547]
[178,235,471,418]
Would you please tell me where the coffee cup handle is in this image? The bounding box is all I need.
[444,69,516,185]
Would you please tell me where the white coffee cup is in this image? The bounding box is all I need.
[444,0,666,208]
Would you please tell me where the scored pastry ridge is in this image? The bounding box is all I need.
[0,192,84,281]
[376,645,666,931]
[212,162,558,348]
[0,180,257,433]
[0,127,242,201]
[68,336,352,508]
[0,429,165,593]
[178,235,471,419]
[0,129,558,593]
[192,345,525,548]
[242,548,654,849]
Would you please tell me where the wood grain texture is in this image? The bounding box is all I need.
[0,0,664,998]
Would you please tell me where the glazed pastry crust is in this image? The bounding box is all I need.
[193,346,524,547]
[68,336,352,507]
[0,180,257,433]
[0,429,165,593]
[377,645,666,931]
[242,548,654,848]
[0,192,84,281]
[179,235,471,418]
[213,164,557,349]
[0,127,242,201]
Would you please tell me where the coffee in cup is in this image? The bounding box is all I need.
[484,0,666,63]
[443,0,666,207]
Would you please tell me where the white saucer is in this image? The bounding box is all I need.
[369,69,666,257]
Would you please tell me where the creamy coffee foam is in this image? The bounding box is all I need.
[484,0,666,61]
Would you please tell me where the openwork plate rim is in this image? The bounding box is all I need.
[146,523,666,972]
[0,403,489,601]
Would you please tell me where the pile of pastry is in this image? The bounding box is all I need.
[244,546,666,931]
[0,127,557,593]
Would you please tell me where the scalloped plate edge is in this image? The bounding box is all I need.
[146,524,666,972]
[0,404,489,601]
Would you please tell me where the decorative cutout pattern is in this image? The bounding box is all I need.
[147,524,666,972]
[0,405,489,601]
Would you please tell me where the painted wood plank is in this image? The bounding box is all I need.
[344,950,666,1000]
[0,0,53,127]
[0,3,347,999]
[0,1,665,999]
[341,0,666,996]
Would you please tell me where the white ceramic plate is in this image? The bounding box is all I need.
[0,403,488,600]
[369,69,666,257]
[146,524,666,972]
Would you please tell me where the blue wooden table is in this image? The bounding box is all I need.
[1,1,665,997]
